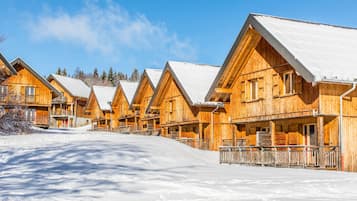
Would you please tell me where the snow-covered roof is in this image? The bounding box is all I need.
[167,61,220,105]
[145,69,163,88]
[118,80,138,104]
[92,86,116,111]
[49,74,90,98]
[251,14,357,83]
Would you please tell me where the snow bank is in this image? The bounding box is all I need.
[0,131,356,200]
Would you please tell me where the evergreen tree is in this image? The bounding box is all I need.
[108,67,114,84]
[93,68,99,78]
[56,67,62,75]
[129,68,140,81]
[101,70,107,81]
[62,68,68,76]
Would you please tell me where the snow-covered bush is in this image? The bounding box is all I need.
[0,108,31,135]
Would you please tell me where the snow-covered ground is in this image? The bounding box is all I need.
[1,128,357,201]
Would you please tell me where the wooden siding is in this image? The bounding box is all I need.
[87,91,111,129]
[112,86,134,129]
[0,64,53,127]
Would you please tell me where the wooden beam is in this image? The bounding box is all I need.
[214,88,232,94]
[270,120,276,146]
[317,116,325,168]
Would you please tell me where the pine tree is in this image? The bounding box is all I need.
[62,68,68,76]
[130,68,140,81]
[93,68,99,78]
[56,67,62,75]
[101,70,107,81]
[108,67,114,83]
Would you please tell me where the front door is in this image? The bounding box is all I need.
[303,124,317,146]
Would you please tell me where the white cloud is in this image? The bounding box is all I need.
[28,1,196,61]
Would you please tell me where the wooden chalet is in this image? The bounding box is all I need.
[111,80,138,132]
[207,13,357,171]
[0,58,60,128]
[130,69,162,135]
[148,61,220,150]
[86,86,116,130]
[48,74,91,128]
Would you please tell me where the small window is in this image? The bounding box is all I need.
[250,79,258,100]
[0,85,8,101]
[169,100,173,113]
[25,86,36,103]
[283,72,294,95]
[25,109,36,122]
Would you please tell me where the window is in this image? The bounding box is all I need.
[169,100,173,113]
[25,86,36,102]
[0,85,8,101]
[250,79,258,100]
[283,72,294,95]
[25,109,36,122]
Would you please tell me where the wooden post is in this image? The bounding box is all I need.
[270,121,276,146]
[317,116,325,168]
[178,125,182,139]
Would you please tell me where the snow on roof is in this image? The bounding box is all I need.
[50,74,90,98]
[145,68,163,88]
[92,86,116,111]
[168,61,220,105]
[253,14,357,82]
[119,80,138,104]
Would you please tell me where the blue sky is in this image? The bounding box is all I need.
[0,0,357,77]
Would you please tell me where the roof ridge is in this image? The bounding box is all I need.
[251,13,357,31]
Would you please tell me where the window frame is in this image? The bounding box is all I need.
[283,71,294,95]
[249,79,258,101]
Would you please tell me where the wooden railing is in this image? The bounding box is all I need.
[176,138,210,150]
[219,145,339,169]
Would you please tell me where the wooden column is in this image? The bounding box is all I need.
[199,123,203,139]
[232,124,236,146]
[153,119,156,130]
[317,116,325,168]
[178,125,182,139]
[125,118,128,128]
[270,121,276,146]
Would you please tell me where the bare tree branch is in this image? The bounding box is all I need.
[0,35,5,43]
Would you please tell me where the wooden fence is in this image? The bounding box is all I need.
[220,145,339,169]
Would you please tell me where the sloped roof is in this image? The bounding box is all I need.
[252,14,357,83]
[118,80,138,104]
[48,74,90,99]
[92,86,116,111]
[0,53,17,75]
[207,13,357,100]
[131,68,162,106]
[168,61,220,105]
[145,68,163,88]
[11,58,60,97]
[151,61,220,107]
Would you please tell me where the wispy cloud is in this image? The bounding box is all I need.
[28,1,196,62]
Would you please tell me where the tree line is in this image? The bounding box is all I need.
[55,67,140,87]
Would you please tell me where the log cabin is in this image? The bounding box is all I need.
[148,61,220,150]
[48,74,91,128]
[86,86,116,130]
[111,80,138,132]
[0,58,60,128]
[207,13,357,171]
[130,69,162,135]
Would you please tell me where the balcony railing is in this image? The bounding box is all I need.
[176,138,210,150]
[219,145,339,169]
[51,110,74,116]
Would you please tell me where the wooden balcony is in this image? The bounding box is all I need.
[50,110,74,118]
[219,145,339,170]
[176,138,210,150]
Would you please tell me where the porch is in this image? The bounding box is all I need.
[219,145,339,169]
